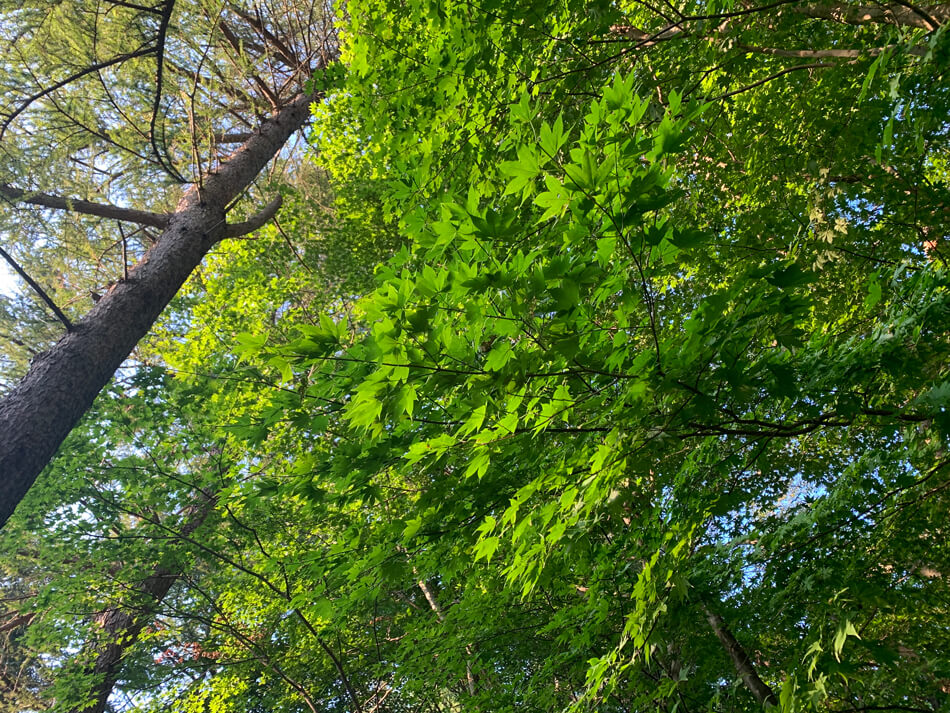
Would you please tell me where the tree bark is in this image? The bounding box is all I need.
[703,603,778,707]
[0,185,171,228]
[72,492,217,713]
[0,92,313,529]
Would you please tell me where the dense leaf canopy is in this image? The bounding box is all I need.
[1,0,949,712]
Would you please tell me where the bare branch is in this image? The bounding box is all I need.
[224,195,283,238]
[0,184,170,228]
[101,0,164,13]
[713,62,836,100]
[793,2,947,30]
[609,23,687,45]
[213,131,254,144]
[230,6,302,69]
[703,603,777,707]
[890,0,944,30]
[148,1,188,183]
[218,20,283,109]
[739,42,927,57]
[0,611,35,633]
[0,244,73,332]
[418,580,476,696]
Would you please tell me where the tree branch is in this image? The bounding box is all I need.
[230,6,302,69]
[148,1,188,183]
[72,491,217,713]
[712,62,836,100]
[213,131,254,144]
[0,45,159,139]
[0,92,316,529]
[218,19,283,109]
[0,611,35,633]
[223,195,282,238]
[792,2,947,30]
[0,244,73,331]
[101,0,164,13]
[739,42,926,57]
[0,184,170,228]
[418,580,477,696]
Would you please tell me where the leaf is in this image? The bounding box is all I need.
[267,355,294,383]
[500,145,541,196]
[234,332,267,358]
[464,447,491,479]
[398,384,417,417]
[766,263,817,289]
[670,227,709,250]
[534,174,570,222]
[484,341,514,371]
[403,517,424,542]
[538,114,567,158]
[473,536,500,562]
[865,276,882,309]
[833,620,860,662]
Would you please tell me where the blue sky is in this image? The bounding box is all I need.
[0,262,17,296]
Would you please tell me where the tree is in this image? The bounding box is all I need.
[0,0,338,527]
[0,175,401,712]
[1,0,949,711]
[0,368,225,712]
[262,0,949,708]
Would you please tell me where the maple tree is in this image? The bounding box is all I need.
[1,0,949,711]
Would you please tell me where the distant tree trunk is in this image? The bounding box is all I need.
[0,93,312,529]
[71,492,217,713]
[703,603,778,707]
[417,579,477,697]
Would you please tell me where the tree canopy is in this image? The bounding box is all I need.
[1,0,949,712]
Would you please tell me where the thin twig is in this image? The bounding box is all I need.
[0,244,73,331]
[712,62,836,101]
[0,46,158,139]
[148,1,188,183]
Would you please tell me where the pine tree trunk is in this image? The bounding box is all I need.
[0,93,312,528]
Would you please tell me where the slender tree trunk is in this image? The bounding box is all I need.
[702,603,778,707]
[0,93,312,529]
[417,579,477,697]
[72,492,217,713]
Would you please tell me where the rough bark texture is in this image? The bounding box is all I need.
[0,93,313,528]
[72,493,216,713]
[703,604,778,707]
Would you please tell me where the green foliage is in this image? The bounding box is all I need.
[277,0,950,709]
[3,0,950,712]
